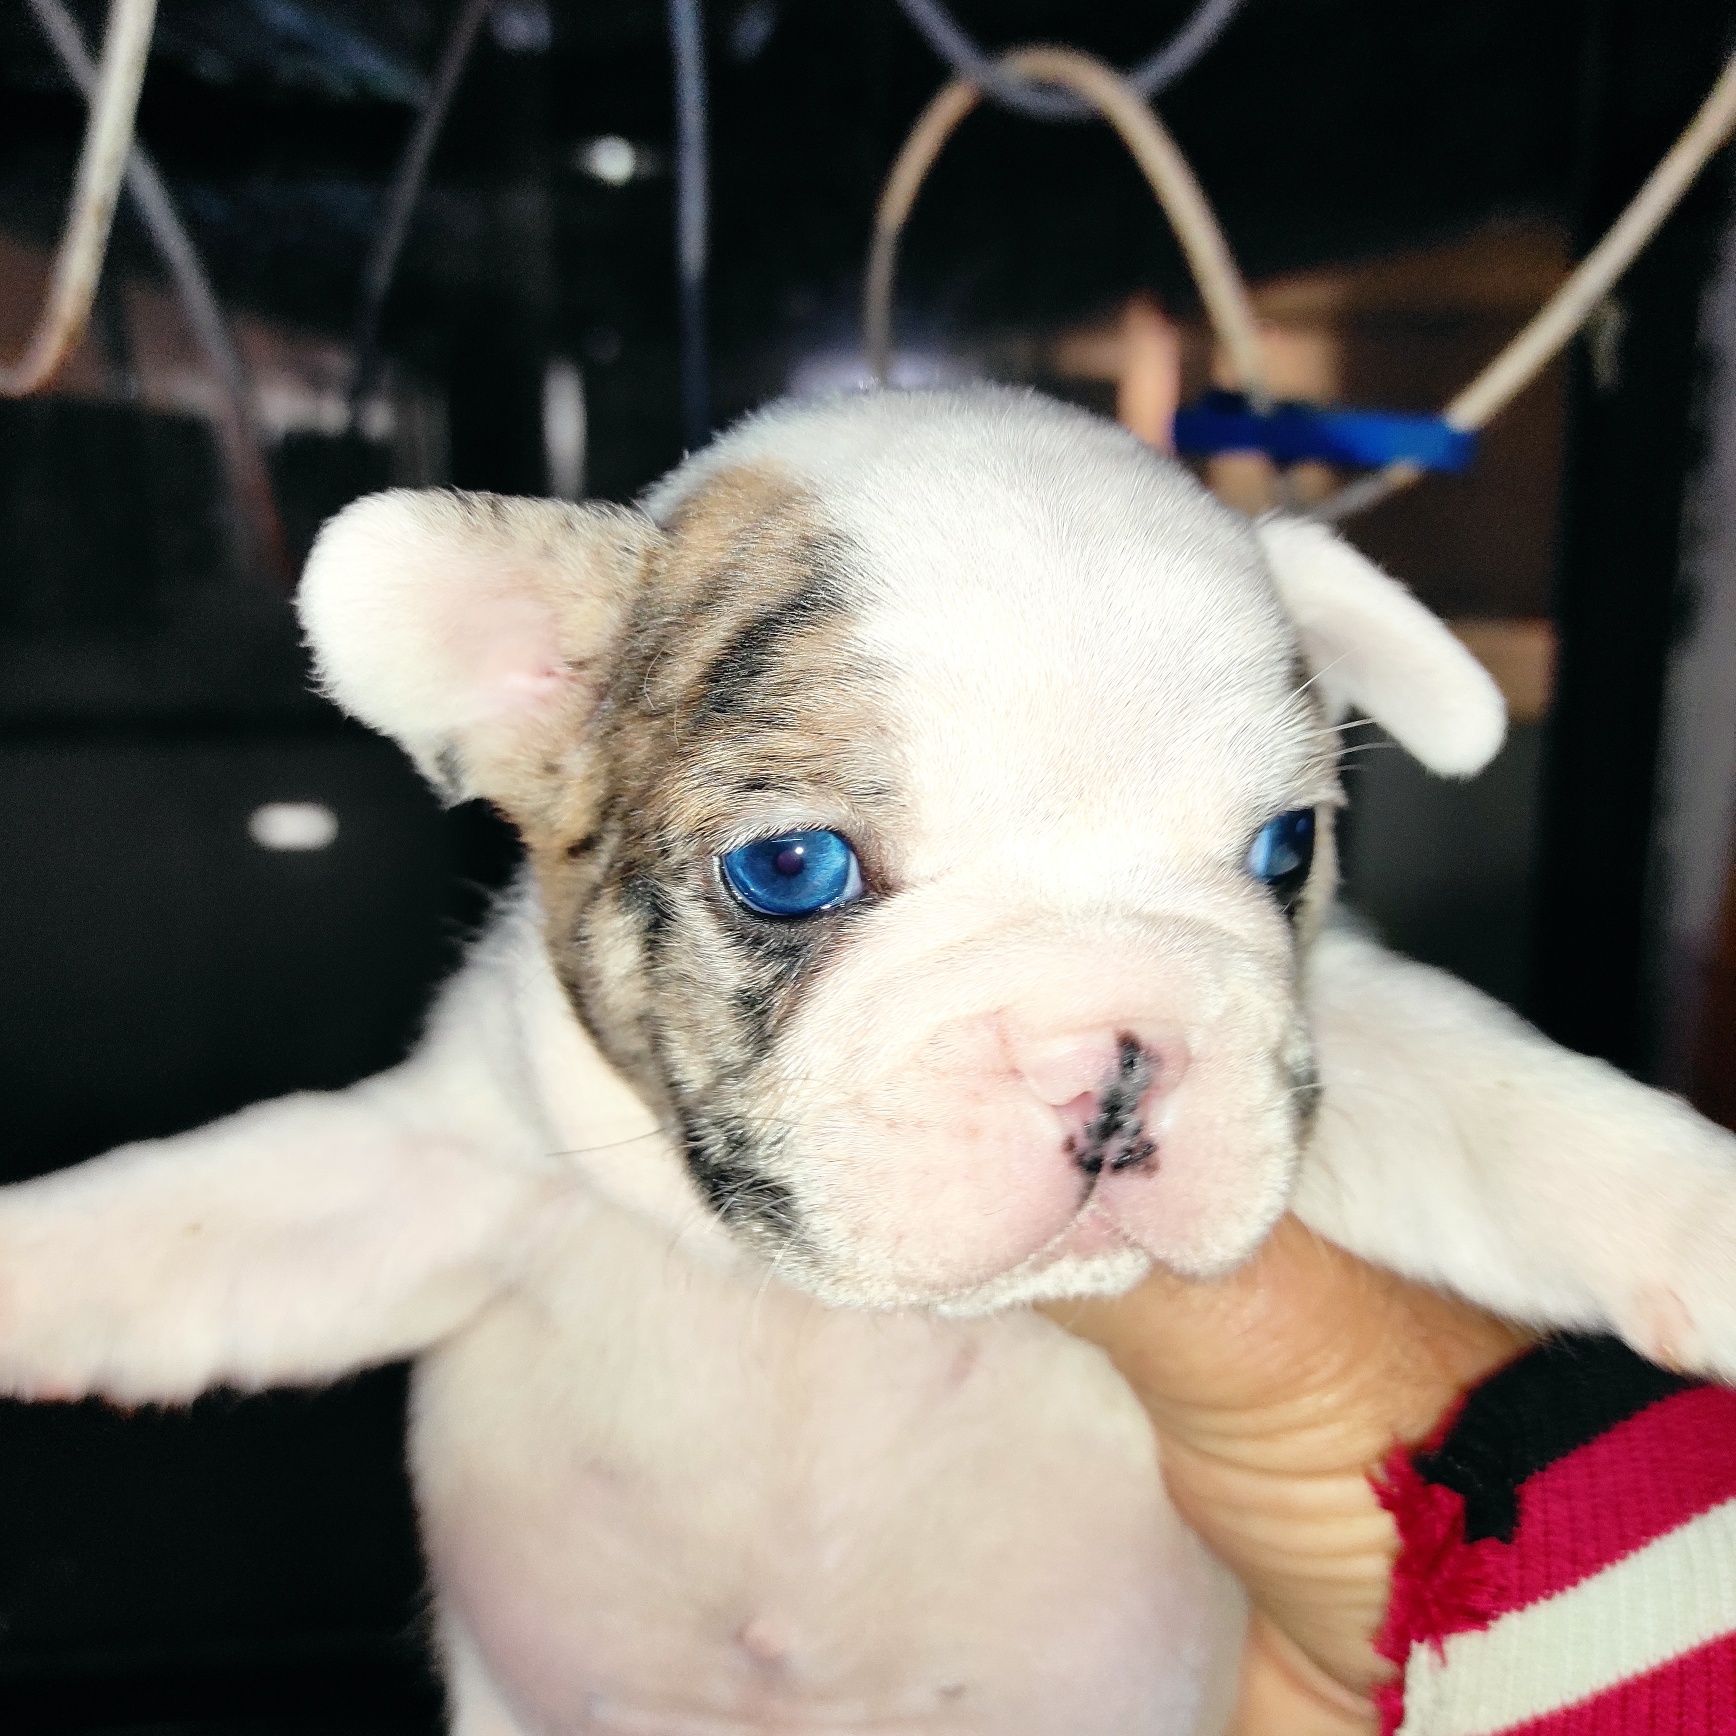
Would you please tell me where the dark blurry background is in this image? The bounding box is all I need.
[2,1,1734,1729]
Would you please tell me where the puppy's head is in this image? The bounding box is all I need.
[299,388,1502,1310]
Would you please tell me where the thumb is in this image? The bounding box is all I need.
[1041,1216,1527,1702]
[1041,1215,1522,1474]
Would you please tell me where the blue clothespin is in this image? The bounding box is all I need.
[1171,391,1477,473]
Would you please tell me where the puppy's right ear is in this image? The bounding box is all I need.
[297,490,663,809]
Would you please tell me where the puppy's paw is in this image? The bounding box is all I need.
[1616,1284,1709,1378]
[1609,1184,1736,1385]
[0,1204,204,1404]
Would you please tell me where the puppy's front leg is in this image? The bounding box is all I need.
[0,1074,550,1404]
[1295,923,1736,1380]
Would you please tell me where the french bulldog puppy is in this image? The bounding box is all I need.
[4,388,1733,1734]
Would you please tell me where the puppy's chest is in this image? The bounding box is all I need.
[408,1207,1237,1733]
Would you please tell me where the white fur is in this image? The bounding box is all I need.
[1255,513,1507,776]
[7,388,1735,1734]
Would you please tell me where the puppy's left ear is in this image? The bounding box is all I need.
[1255,515,1506,777]
[297,489,664,811]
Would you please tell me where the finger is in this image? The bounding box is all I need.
[1039,1216,1399,1434]
[1230,1615,1378,1736]
[1042,1217,1527,1700]
[1041,1215,1525,1461]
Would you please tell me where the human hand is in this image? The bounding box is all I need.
[1043,1217,1529,1733]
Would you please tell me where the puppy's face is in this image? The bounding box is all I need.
[301,390,1503,1311]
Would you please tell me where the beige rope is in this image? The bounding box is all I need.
[2,0,158,397]
[865,44,1271,414]
[1319,51,1736,520]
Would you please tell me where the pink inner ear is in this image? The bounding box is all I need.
[499,665,567,699]
[454,586,572,721]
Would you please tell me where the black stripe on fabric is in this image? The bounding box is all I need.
[1414,1335,1694,1543]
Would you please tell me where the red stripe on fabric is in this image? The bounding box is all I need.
[1493,1629,1736,1734]
[1374,1445,1508,1735]
[1373,1382,1736,1734]
[1503,1383,1736,1608]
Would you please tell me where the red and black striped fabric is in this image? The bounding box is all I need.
[1376,1337,1736,1734]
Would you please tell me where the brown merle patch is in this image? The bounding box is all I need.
[508,465,900,1227]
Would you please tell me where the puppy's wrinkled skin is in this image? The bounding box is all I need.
[5,389,1734,1734]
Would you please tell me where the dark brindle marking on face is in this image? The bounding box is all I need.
[513,465,899,1238]
[732,982,777,1059]
[620,872,676,952]
[697,576,845,723]
[680,1111,803,1240]
[1287,1048,1324,1135]
[677,1111,805,1236]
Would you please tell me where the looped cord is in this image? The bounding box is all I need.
[888,0,1247,123]
[1318,51,1736,520]
[865,44,1271,420]
[16,0,286,579]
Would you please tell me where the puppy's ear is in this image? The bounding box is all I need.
[297,490,662,808]
[1255,514,1505,777]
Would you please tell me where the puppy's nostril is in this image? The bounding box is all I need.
[1114,1032,1155,1098]
[1057,1035,1183,1178]
[1006,1023,1187,1172]
[1107,1136,1157,1173]
[1060,1086,1152,1177]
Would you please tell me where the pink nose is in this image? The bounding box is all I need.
[1005,1025,1189,1176]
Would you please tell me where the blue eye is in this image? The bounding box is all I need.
[1246,808,1316,910]
[719,829,864,919]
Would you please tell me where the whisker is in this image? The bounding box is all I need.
[548,1110,823,1169]
[1287,653,1349,705]
[746,1229,797,1346]
[543,1127,677,1160]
